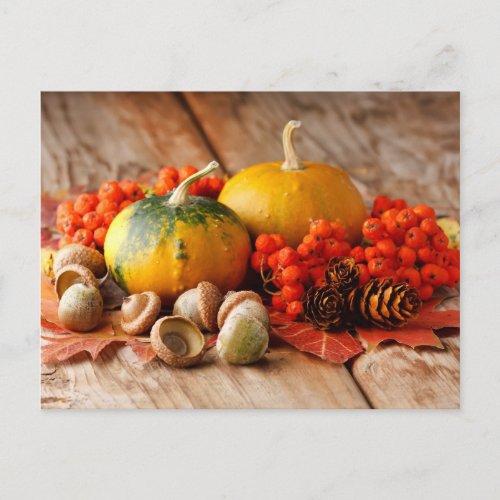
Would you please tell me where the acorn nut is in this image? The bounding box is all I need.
[217,290,263,330]
[151,316,206,368]
[55,264,99,300]
[173,281,222,332]
[216,314,269,365]
[121,291,161,335]
[54,243,107,278]
[58,283,103,332]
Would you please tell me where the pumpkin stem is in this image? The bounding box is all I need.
[281,120,305,171]
[167,161,219,206]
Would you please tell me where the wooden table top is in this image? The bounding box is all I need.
[41,91,460,409]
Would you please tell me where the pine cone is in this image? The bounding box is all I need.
[304,284,346,330]
[348,279,422,329]
[325,256,360,294]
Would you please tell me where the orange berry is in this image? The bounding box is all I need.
[60,212,83,236]
[286,300,303,317]
[178,165,198,182]
[405,227,428,249]
[267,251,280,271]
[72,228,93,246]
[421,264,445,287]
[96,199,119,215]
[330,221,346,241]
[158,166,179,183]
[323,239,342,260]
[82,211,103,231]
[445,265,460,287]
[368,257,390,277]
[278,246,299,267]
[269,234,286,250]
[417,246,435,264]
[309,265,326,282]
[365,246,382,261]
[297,242,314,259]
[372,195,393,217]
[73,193,99,215]
[350,246,365,263]
[362,218,385,241]
[337,241,351,256]
[401,267,422,288]
[119,180,144,202]
[357,263,370,286]
[119,199,133,211]
[155,177,177,196]
[418,284,434,301]
[420,217,440,236]
[93,227,107,247]
[381,208,399,223]
[98,181,124,204]
[309,219,332,239]
[282,265,302,285]
[432,231,449,251]
[413,204,435,220]
[376,238,397,258]
[384,218,405,245]
[392,199,408,211]
[102,211,118,227]
[434,252,450,268]
[255,234,277,254]
[272,293,287,312]
[58,234,73,249]
[397,245,416,267]
[56,201,75,217]
[281,283,305,303]
[251,251,268,273]
[447,249,460,267]
[396,208,418,229]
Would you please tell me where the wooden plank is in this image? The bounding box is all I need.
[41,340,369,409]
[185,91,460,408]
[41,92,218,195]
[184,92,459,216]
[41,91,369,409]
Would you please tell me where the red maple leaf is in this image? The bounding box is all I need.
[354,298,459,351]
[269,310,363,364]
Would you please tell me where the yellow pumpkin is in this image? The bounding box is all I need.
[104,162,251,306]
[218,121,367,247]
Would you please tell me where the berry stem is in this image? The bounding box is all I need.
[168,161,219,206]
[280,121,305,171]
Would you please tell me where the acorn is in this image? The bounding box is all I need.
[172,281,222,332]
[55,264,99,300]
[216,314,269,365]
[150,316,206,368]
[54,243,106,278]
[217,290,265,330]
[58,283,103,332]
[121,291,161,335]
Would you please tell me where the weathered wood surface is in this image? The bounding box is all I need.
[41,91,460,409]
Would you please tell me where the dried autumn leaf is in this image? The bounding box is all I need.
[269,309,363,364]
[355,297,459,352]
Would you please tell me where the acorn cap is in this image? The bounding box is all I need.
[151,315,206,368]
[55,264,99,300]
[121,291,161,335]
[54,243,106,278]
[217,290,262,330]
[197,281,222,332]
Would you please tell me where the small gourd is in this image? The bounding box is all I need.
[218,121,367,247]
[104,162,251,305]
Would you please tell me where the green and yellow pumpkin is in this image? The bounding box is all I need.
[218,121,367,248]
[104,162,251,306]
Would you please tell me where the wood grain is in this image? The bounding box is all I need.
[41,340,369,409]
[185,92,459,216]
[40,91,372,409]
[184,91,460,409]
